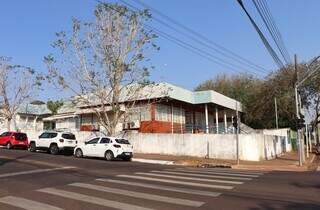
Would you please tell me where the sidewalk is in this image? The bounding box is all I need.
[134,152,319,172]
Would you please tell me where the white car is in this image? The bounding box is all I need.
[74,136,133,161]
[29,131,77,155]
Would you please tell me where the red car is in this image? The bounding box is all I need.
[0,131,28,149]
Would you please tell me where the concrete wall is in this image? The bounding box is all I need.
[1,126,287,162]
[123,133,286,161]
[258,128,292,152]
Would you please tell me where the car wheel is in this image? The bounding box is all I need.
[49,144,59,155]
[6,142,12,150]
[105,150,114,161]
[29,142,36,152]
[75,149,83,158]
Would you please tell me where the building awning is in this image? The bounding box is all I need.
[43,114,77,121]
[75,105,126,115]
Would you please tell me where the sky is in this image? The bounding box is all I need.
[0,0,319,101]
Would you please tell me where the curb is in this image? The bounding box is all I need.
[132,158,174,165]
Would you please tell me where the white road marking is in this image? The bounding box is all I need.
[178,168,264,175]
[169,169,260,178]
[37,188,153,210]
[117,174,234,190]
[151,170,252,181]
[0,196,63,210]
[135,172,243,185]
[0,167,76,179]
[132,158,174,165]
[96,178,221,197]
[70,182,204,207]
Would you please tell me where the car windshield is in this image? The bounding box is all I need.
[62,133,76,140]
[14,133,27,140]
[115,139,130,144]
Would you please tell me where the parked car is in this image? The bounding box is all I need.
[74,136,133,161]
[0,131,28,149]
[29,131,77,155]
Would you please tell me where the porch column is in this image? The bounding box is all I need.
[171,103,173,133]
[205,104,209,134]
[231,115,235,134]
[224,111,227,133]
[215,106,219,134]
[33,116,38,131]
[180,105,183,133]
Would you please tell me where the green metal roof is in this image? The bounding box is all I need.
[18,104,51,115]
[75,82,243,112]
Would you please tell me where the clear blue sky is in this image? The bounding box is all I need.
[0,0,319,100]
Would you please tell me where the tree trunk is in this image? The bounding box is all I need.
[6,118,11,131]
[316,124,319,144]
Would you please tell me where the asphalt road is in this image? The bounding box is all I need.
[0,149,319,210]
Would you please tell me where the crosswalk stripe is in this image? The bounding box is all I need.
[0,167,76,179]
[169,169,260,178]
[151,170,252,181]
[37,188,154,210]
[96,178,221,197]
[135,172,243,185]
[177,168,264,175]
[117,174,234,190]
[70,182,204,207]
[0,196,63,210]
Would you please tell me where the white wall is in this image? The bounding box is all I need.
[122,133,287,161]
[260,128,292,152]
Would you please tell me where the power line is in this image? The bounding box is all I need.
[237,0,285,69]
[260,0,291,63]
[127,0,270,74]
[253,0,291,65]
[146,25,264,77]
[94,0,266,76]
[113,0,266,77]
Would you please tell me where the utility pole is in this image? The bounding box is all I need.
[294,54,303,166]
[274,97,279,129]
[236,102,240,165]
[306,124,309,158]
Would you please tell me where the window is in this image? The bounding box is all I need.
[0,132,10,137]
[86,138,99,144]
[127,104,151,122]
[39,132,57,139]
[14,133,27,140]
[173,107,185,123]
[62,133,76,140]
[100,138,110,144]
[156,104,170,122]
[115,139,130,144]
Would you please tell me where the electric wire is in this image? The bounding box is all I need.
[237,0,285,69]
[128,0,270,74]
[253,0,291,65]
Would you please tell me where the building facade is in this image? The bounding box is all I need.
[43,83,243,135]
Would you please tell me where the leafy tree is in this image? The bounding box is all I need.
[47,100,64,114]
[195,65,308,130]
[44,3,158,135]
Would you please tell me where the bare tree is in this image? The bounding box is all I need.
[44,3,158,135]
[0,57,42,130]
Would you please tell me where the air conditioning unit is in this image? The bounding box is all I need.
[129,120,140,129]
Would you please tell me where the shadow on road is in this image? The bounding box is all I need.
[249,202,320,210]
[0,153,34,167]
[291,182,320,189]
